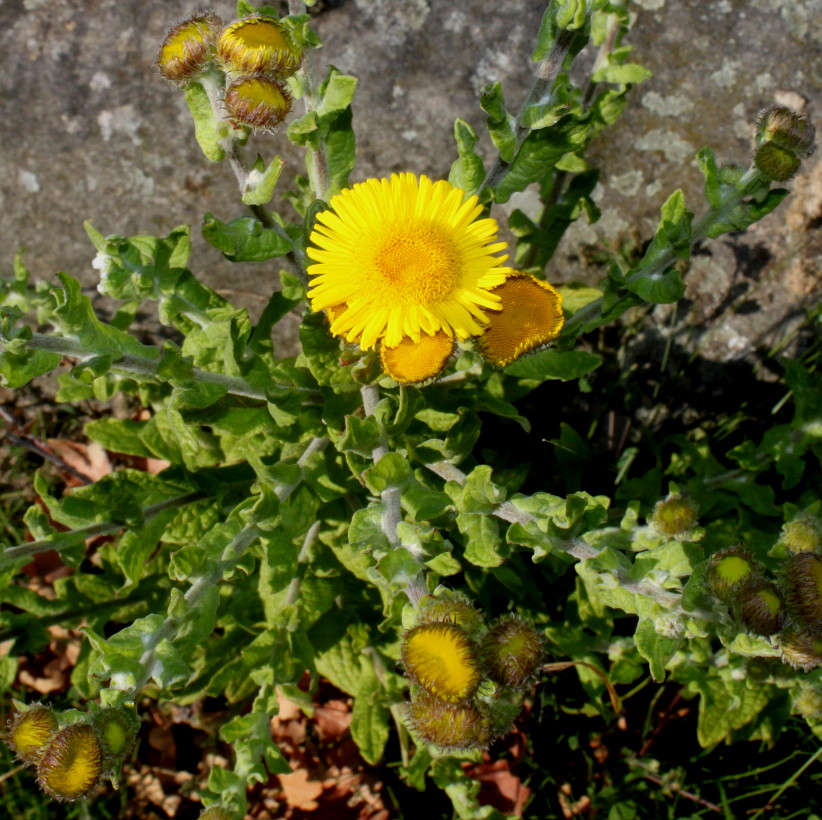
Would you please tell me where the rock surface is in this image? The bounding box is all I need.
[0,0,819,360]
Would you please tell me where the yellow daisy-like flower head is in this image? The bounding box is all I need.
[307,173,511,350]
[401,622,481,703]
[380,329,454,385]
[217,16,301,78]
[476,271,564,367]
[37,724,102,801]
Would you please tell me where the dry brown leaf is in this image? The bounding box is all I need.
[314,699,352,741]
[465,759,531,817]
[46,438,112,483]
[278,766,324,811]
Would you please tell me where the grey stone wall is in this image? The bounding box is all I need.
[1,0,818,360]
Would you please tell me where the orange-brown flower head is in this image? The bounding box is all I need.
[157,11,223,86]
[217,16,301,77]
[650,493,699,537]
[379,330,454,384]
[735,579,785,636]
[37,724,102,801]
[779,627,822,672]
[223,76,291,131]
[784,552,822,629]
[5,704,59,766]
[92,707,139,770]
[481,617,545,689]
[401,622,481,703]
[476,271,564,367]
[407,691,491,750]
[706,547,759,603]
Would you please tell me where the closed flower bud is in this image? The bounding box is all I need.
[407,691,491,750]
[217,17,301,78]
[200,808,236,820]
[223,76,291,131]
[476,271,564,367]
[779,628,822,672]
[792,687,822,719]
[401,622,481,703]
[379,330,454,385]
[5,704,59,766]
[37,724,102,801]
[780,512,822,555]
[157,11,223,86]
[706,547,759,602]
[783,552,822,629]
[650,493,698,537]
[754,142,802,182]
[735,579,785,636]
[418,595,483,633]
[756,106,816,157]
[481,617,544,689]
[92,707,139,770]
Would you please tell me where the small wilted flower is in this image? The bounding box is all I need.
[37,724,102,801]
[779,628,822,672]
[407,691,491,750]
[706,547,759,602]
[157,11,223,86]
[401,622,481,704]
[481,617,544,689]
[224,76,292,131]
[783,552,822,628]
[650,493,699,537]
[379,330,454,384]
[5,704,59,766]
[780,512,822,555]
[217,16,301,77]
[92,707,139,772]
[735,579,785,636]
[476,271,564,367]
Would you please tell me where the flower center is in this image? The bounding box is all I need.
[371,221,461,306]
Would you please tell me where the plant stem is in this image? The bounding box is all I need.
[3,491,204,560]
[482,26,577,193]
[22,332,315,401]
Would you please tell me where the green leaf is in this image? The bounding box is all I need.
[202,214,292,262]
[505,348,602,382]
[481,82,518,163]
[351,692,390,765]
[591,63,652,85]
[634,617,682,682]
[363,452,412,494]
[184,81,226,162]
[449,119,485,196]
[242,155,285,206]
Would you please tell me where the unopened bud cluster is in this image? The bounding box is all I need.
[753,106,816,182]
[400,593,544,751]
[650,493,699,538]
[3,702,138,801]
[157,10,302,132]
[705,512,822,671]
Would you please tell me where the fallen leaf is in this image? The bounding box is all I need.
[278,766,324,811]
[46,438,112,483]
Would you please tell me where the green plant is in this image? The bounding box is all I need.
[0,0,819,817]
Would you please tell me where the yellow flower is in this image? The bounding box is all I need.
[37,724,102,801]
[224,76,291,131]
[476,271,564,366]
[307,173,511,350]
[217,17,301,78]
[380,330,454,384]
[157,12,223,86]
[401,622,481,703]
[6,704,58,765]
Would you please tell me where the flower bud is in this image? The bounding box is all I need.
[217,17,301,78]
[650,493,698,537]
[37,724,102,801]
[380,330,454,385]
[706,547,759,602]
[418,595,483,633]
[779,628,822,672]
[407,691,490,750]
[5,704,59,766]
[481,617,544,689]
[780,511,822,555]
[792,686,822,719]
[756,106,816,157]
[476,272,564,367]
[783,552,822,629]
[92,707,139,771]
[401,622,481,704]
[157,11,223,86]
[754,142,802,182]
[735,579,785,636]
[223,76,292,131]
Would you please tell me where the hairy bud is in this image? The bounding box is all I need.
[756,106,816,157]
[157,11,223,86]
[92,707,139,771]
[792,687,822,719]
[779,628,822,672]
[783,552,822,629]
[418,595,484,633]
[224,76,291,131]
[217,17,301,77]
[650,493,699,537]
[407,691,491,750]
[780,512,822,555]
[735,579,785,636]
[706,547,759,602]
[5,704,59,766]
[481,617,544,689]
[37,724,102,802]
